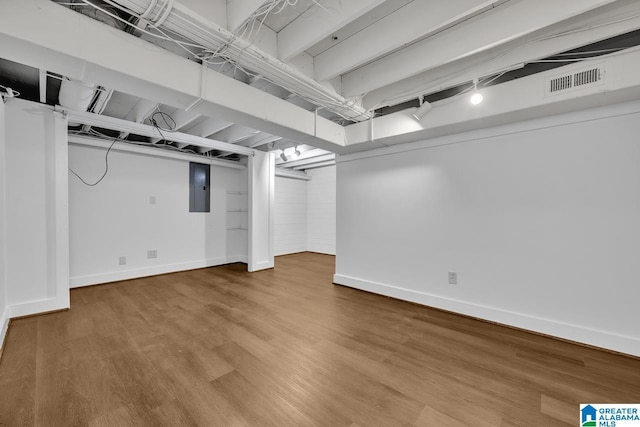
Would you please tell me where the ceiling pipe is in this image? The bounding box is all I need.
[105,0,373,122]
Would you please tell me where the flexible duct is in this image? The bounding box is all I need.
[58,79,97,125]
[107,0,373,122]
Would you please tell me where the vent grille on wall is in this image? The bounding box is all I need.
[574,68,601,87]
[550,75,573,93]
[547,66,604,95]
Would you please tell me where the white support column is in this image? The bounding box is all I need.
[4,99,70,318]
[0,97,9,349]
[248,150,274,272]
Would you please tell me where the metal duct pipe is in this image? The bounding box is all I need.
[107,0,373,122]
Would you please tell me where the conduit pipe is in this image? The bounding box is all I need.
[106,0,373,122]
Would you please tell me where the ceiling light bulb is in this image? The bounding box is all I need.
[470,92,483,105]
[280,150,288,162]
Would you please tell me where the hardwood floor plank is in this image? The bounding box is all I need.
[1,253,639,426]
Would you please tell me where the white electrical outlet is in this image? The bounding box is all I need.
[448,272,457,285]
[119,256,127,265]
[147,250,158,259]
[150,196,156,205]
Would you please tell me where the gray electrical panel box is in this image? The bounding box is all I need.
[189,162,210,212]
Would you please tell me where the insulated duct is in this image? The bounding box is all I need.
[58,79,97,125]
[105,0,373,122]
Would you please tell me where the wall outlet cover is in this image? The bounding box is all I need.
[119,256,127,265]
[448,272,457,285]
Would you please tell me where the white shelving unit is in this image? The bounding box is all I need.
[226,190,248,259]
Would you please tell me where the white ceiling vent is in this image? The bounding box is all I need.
[546,64,604,96]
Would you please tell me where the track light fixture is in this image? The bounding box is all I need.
[412,96,433,121]
[470,78,483,105]
[280,149,288,162]
[291,146,301,160]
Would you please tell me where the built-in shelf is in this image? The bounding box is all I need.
[227,190,248,195]
[226,226,248,231]
[227,209,248,213]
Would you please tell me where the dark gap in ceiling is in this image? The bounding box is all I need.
[46,74,62,106]
[0,58,40,103]
[125,134,147,142]
[374,29,640,117]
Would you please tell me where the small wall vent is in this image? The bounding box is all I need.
[550,75,573,93]
[574,68,601,87]
[546,65,604,96]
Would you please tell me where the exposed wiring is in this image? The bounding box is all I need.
[151,110,176,132]
[0,85,21,99]
[69,137,118,186]
[149,110,176,143]
[73,0,369,121]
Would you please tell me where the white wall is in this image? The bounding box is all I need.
[274,176,307,255]
[69,142,248,287]
[3,99,69,317]
[273,165,336,256]
[0,98,8,350]
[306,165,336,255]
[335,100,640,357]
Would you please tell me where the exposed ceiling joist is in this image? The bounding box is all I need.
[341,0,620,97]
[235,133,282,148]
[227,0,267,32]
[183,117,233,138]
[292,160,335,170]
[345,47,640,152]
[70,135,246,170]
[210,124,260,143]
[0,0,349,152]
[61,107,255,156]
[150,107,202,143]
[275,168,311,180]
[277,0,386,62]
[314,0,503,82]
[363,0,640,110]
[119,99,159,139]
[278,153,335,168]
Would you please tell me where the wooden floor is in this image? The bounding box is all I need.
[1,253,639,426]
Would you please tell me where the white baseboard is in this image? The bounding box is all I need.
[70,256,249,288]
[8,296,70,319]
[0,306,9,357]
[249,260,274,272]
[333,274,640,358]
[226,255,248,264]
